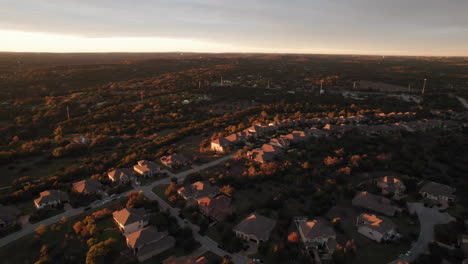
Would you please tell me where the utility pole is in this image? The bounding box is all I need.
[353,81,356,89]
[320,80,324,94]
[220,76,223,86]
[267,80,270,89]
[66,106,70,121]
[408,84,411,93]
[422,78,427,95]
[198,80,201,89]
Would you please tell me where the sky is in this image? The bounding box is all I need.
[1,0,468,56]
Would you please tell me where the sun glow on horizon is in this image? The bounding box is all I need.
[0,30,466,57]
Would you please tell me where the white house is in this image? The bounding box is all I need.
[356,213,398,242]
[296,218,337,253]
[113,208,149,235]
[233,213,276,244]
[419,181,456,203]
[34,190,69,209]
[133,160,160,177]
[108,168,132,184]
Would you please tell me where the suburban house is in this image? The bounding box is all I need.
[197,195,233,222]
[177,181,219,202]
[34,190,69,209]
[108,168,132,184]
[0,205,20,229]
[419,181,456,203]
[270,138,290,149]
[261,143,284,155]
[296,217,337,253]
[113,208,149,235]
[72,179,103,195]
[160,153,190,168]
[211,132,246,152]
[247,125,266,137]
[280,130,309,143]
[352,191,398,216]
[234,213,277,244]
[125,226,176,262]
[356,213,398,242]
[246,149,276,164]
[133,160,160,177]
[211,138,230,152]
[375,174,406,199]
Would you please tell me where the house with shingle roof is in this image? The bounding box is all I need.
[0,205,20,229]
[34,190,69,209]
[108,168,132,184]
[113,208,149,235]
[269,138,290,149]
[125,226,175,262]
[420,181,456,203]
[160,153,190,169]
[246,149,276,164]
[352,191,398,216]
[197,195,233,222]
[234,213,276,244]
[375,174,406,199]
[356,213,398,242]
[261,143,284,155]
[296,217,337,252]
[72,179,103,194]
[177,181,219,202]
[211,138,230,152]
[133,160,160,177]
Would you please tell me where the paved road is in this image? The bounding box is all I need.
[141,185,249,264]
[389,203,455,264]
[456,96,468,109]
[0,154,235,249]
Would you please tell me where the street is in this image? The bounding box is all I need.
[389,203,455,264]
[0,154,236,250]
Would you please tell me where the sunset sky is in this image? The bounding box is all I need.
[1,0,468,56]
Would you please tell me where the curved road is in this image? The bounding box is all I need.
[389,203,455,264]
[0,154,236,251]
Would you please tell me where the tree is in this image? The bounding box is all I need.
[34,244,52,264]
[126,191,146,208]
[85,238,117,264]
[35,224,48,237]
[53,126,63,140]
[287,232,299,243]
[165,183,179,197]
[222,258,234,264]
[220,185,235,197]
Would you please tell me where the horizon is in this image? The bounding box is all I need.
[2,0,468,56]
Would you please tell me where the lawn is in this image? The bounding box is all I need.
[334,204,417,264]
[30,207,65,224]
[0,154,76,186]
[0,197,129,264]
[152,184,170,203]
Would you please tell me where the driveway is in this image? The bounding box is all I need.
[0,153,236,249]
[141,185,250,264]
[389,202,455,263]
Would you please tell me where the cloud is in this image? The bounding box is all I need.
[0,0,467,55]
